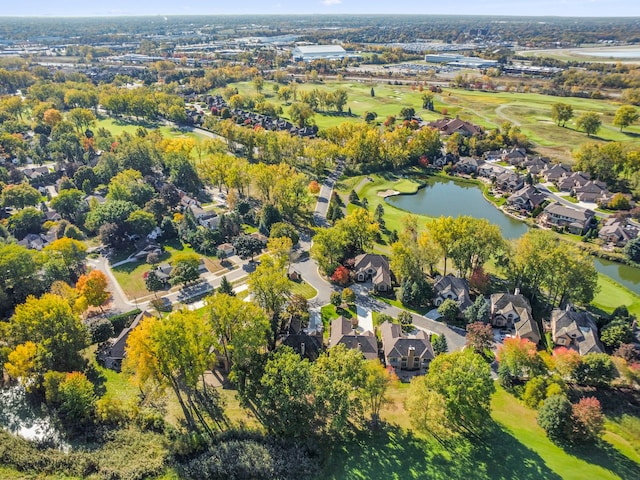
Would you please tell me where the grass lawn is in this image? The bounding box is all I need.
[289,279,317,299]
[491,387,640,480]
[96,117,202,141]
[336,171,426,239]
[320,304,355,330]
[592,273,640,318]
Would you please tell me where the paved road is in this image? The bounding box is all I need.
[313,158,345,227]
[536,183,610,219]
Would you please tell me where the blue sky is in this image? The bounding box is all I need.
[3,1,640,17]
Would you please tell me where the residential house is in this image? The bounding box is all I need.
[478,163,508,180]
[454,156,484,174]
[281,332,323,361]
[507,185,546,212]
[217,243,235,257]
[490,291,541,345]
[432,274,473,312]
[329,316,378,360]
[189,205,219,230]
[539,202,596,235]
[427,116,483,137]
[380,320,434,372]
[598,217,639,247]
[524,157,550,177]
[502,147,528,166]
[495,171,524,193]
[541,163,571,183]
[484,150,503,162]
[180,194,200,208]
[433,153,457,168]
[572,181,611,204]
[250,231,269,245]
[353,253,393,292]
[557,171,590,192]
[16,231,56,251]
[100,311,155,371]
[550,308,604,355]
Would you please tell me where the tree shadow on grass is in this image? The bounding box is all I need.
[566,440,640,479]
[320,423,562,480]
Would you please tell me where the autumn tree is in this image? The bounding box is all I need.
[8,293,89,375]
[571,396,604,443]
[205,292,269,372]
[497,337,546,385]
[613,105,639,132]
[362,361,397,426]
[76,269,110,312]
[124,310,225,436]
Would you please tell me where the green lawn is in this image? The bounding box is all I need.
[289,279,318,299]
[592,273,640,317]
[96,117,202,141]
[320,304,355,330]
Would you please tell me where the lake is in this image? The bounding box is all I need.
[386,176,640,294]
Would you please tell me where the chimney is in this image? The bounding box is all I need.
[408,346,415,369]
[357,342,362,351]
[300,342,306,357]
[514,287,520,296]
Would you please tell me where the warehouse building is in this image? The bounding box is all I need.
[292,44,348,61]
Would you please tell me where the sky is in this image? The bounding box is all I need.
[2,0,640,18]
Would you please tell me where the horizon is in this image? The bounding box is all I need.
[3,1,640,18]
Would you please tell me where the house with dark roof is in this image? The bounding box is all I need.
[507,185,546,212]
[495,171,524,193]
[353,253,393,292]
[100,311,155,371]
[427,117,483,137]
[541,163,571,183]
[598,217,639,247]
[502,147,528,166]
[490,291,541,345]
[539,202,596,235]
[281,332,323,361]
[380,321,434,372]
[550,308,604,355]
[557,171,590,192]
[433,274,472,312]
[329,316,378,360]
[572,181,611,204]
[454,156,484,174]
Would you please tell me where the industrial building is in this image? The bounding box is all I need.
[425,53,498,68]
[291,44,348,61]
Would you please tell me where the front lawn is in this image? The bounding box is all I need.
[592,273,640,318]
[289,279,318,300]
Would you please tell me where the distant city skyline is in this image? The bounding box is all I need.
[3,0,640,18]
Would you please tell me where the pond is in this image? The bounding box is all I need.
[386,175,640,294]
[0,384,69,450]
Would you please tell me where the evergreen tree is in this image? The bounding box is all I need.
[217,275,235,296]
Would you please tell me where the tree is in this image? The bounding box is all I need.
[206,292,269,372]
[50,188,84,223]
[124,310,224,436]
[4,341,38,386]
[76,270,110,312]
[573,353,615,387]
[576,111,602,137]
[0,243,41,309]
[550,103,574,127]
[7,207,43,238]
[67,108,96,133]
[233,235,264,260]
[249,256,291,350]
[57,371,96,428]
[497,337,546,383]
[44,237,88,279]
[465,321,494,354]
[370,87,375,97]
[398,311,413,333]
[624,237,640,262]
[342,287,356,305]
[464,295,490,323]
[9,293,88,374]
[408,350,494,437]
[600,319,633,349]
[330,291,342,307]
[522,376,549,409]
[331,265,350,285]
[431,334,448,355]
[288,102,315,128]
[552,347,582,380]
[1,183,42,209]
[362,361,396,426]
[437,299,459,323]
[571,397,604,443]
[400,107,415,121]
[217,275,234,296]
[170,253,201,287]
[538,394,572,443]
[613,105,639,132]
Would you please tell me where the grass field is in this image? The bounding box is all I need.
[95,117,203,141]
[218,79,640,164]
[592,273,640,317]
[289,279,318,299]
[321,385,640,480]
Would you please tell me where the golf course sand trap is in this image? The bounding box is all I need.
[377,189,400,198]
